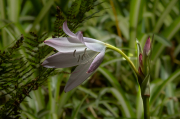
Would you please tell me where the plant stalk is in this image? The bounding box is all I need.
[142,95,150,119]
[105,43,139,76]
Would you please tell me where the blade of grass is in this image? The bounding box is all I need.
[136,87,143,119]
[98,67,135,117]
[150,69,180,107]
[30,0,54,31]
[152,0,159,26]
[109,0,121,38]
[166,83,175,115]
[0,0,7,50]
[153,0,178,32]
[57,90,75,118]
[22,111,38,119]
[129,0,142,49]
[8,0,21,23]
[151,16,180,61]
[54,74,63,113]
[153,34,172,47]
[48,77,53,113]
[34,87,45,111]
[78,86,119,117]
[37,109,50,119]
[71,95,88,118]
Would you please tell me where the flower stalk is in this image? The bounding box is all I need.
[143,96,150,119]
[105,43,139,77]
[106,36,152,119]
[140,36,152,119]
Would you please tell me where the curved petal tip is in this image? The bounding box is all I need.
[87,47,106,73]
[63,21,76,38]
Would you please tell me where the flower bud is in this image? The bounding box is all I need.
[143,36,151,56]
[139,53,143,67]
[138,66,143,76]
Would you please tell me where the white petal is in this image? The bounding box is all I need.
[44,37,85,52]
[87,47,105,73]
[84,37,106,52]
[64,59,94,92]
[76,31,85,44]
[63,21,76,38]
[42,50,97,68]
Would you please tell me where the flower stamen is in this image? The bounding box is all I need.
[81,54,85,60]
[73,49,76,57]
[84,48,87,54]
[77,55,80,62]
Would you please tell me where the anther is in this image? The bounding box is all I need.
[84,48,87,54]
[77,55,80,62]
[73,50,76,57]
[81,54,85,60]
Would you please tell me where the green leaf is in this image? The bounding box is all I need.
[30,0,54,31]
[151,16,180,61]
[153,0,178,32]
[129,0,143,49]
[37,109,50,118]
[78,86,119,117]
[57,90,75,117]
[166,83,175,115]
[141,74,150,96]
[22,111,38,119]
[153,34,172,47]
[150,69,180,107]
[136,87,143,119]
[98,67,135,117]
[72,95,88,119]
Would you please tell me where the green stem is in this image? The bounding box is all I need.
[105,43,139,76]
[142,95,150,119]
[106,43,150,118]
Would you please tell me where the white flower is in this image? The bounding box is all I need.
[42,21,106,92]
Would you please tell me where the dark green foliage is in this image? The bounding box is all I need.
[0,0,98,118]
[0,32,52,118]
[54,0,97,38]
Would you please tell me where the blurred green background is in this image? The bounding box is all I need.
[0,0,180,118]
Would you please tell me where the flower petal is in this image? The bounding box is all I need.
[87,47,106,73]
[76,31,85,44]
[64,59,94,92]
[63,21,76,38]
[42,50,97,68]
[44,37,85,52]
[84,37,105,52]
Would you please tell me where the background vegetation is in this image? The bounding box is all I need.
[0,0,180,118]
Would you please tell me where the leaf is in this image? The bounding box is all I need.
[129,0,143,49]
[141,74,150,96]
[153,34,172,47]
[37,109,50,118]
[30,0,54,31]
[153,0,178,32]
[22,111,38,119]
[71,95,88,119]
[98,67,135,117]
[151,16,180,61]
[150,69,180,107]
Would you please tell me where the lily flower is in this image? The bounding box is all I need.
[42,21,106,92]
